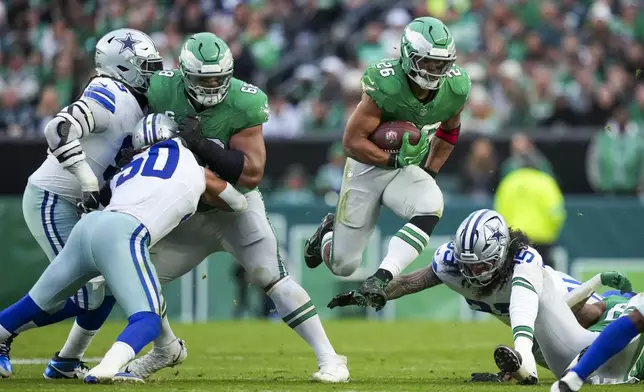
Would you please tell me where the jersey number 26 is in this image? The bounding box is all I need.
[115,139,180,187]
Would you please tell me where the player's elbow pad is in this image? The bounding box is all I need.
[434,124,460,145]
[45,101,96,168]
[192,139,245,185]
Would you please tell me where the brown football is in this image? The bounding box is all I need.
[368,121,421,153]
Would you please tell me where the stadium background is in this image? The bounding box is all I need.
[1,0,644,324]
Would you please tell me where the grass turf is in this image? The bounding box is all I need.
[1,320,638,391]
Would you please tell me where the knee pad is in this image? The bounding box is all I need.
[72,277,106,311]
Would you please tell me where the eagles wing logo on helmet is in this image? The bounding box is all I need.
[115,33,141,55]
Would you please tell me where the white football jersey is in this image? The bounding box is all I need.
[431,241,586,325]
[105,138,205,245]
[30,77,144,201]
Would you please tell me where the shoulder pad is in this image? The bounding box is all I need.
[361,59,405,111]
[227,79,270,128]
[82,78,126,114]
[432,241,459,274]
[512,247,544,268]
[444,64,471,97]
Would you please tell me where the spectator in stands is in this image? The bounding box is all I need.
[495,165,566,268]
[243,12,280,71]
[500,133,554,179]
[586,105,644,196]
[629,84,644,126]
[263,92,302,139]
[269,164,316,205]
[35,85,59,137]
[356,21,385,68]
[460,137,498,201]
[461,85,500,135]
[314,142,345,196]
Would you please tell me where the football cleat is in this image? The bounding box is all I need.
[0,336,15,378]
[551,371,584,392]
[310,354,349,383]
[494,345,538,385]
[43,352,90,379]
[356,275,389,311]
[113,372,145,383]
[304,213,335,269]
[124,338,187,379]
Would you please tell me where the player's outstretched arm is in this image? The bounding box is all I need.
[385,265,443,300]
[423,106,463,177]
[565,272,633,309]
[342,93,393,168]
[201,167,248,212]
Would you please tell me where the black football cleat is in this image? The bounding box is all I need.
[304,213,335,269]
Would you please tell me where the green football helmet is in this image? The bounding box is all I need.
[179,32,234,106]
[400,17,457,90]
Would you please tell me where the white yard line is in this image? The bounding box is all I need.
[12,357,103,365]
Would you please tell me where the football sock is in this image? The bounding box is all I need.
[379,222,430,277]
[59,322,98,360]
[152,315,178,348]
[571,315,639,380]
[267,276,336,362]
[92,341,135,376]
[0,295,87,337]
[116,311,161,354]
[58,295,115,359]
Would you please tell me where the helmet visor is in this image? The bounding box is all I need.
[186,73,232,91]
[141,58,163,75]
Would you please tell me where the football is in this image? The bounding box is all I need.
[368,121,421,153]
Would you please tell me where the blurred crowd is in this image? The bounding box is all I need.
[1,0,644,198]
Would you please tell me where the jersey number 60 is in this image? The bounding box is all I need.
[115,139,180,187]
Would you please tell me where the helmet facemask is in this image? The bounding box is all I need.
[455,249,506,287]
[403,48,455,90]
[181,65,232,107]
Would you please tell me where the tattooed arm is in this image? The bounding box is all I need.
[386,265,444,300]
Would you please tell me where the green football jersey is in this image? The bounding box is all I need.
[147,70,269,148]
[361,58,470,130]
[589,295,644,380]
[589,295,632,333]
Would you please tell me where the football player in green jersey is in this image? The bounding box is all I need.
[304,16,471,311]
[563,293,644,386]
[124,33,349,383]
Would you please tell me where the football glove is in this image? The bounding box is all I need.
[470,372,511,383]
[76,191,101,216]
[397,131,429,167]
[600,271,632,293]
[327,290,370,309]
[177,115,204,150]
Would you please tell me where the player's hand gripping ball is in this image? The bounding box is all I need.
[368,121,421,153]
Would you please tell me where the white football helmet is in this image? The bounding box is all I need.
[132,113,178,150]
[454,209,510,286]
[95,28,163,94]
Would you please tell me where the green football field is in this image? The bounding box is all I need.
[1,320,640,391]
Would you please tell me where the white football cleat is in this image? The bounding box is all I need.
[310,354,350,383]
[124,338,187,379]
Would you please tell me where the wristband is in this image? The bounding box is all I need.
[387,153,398,169]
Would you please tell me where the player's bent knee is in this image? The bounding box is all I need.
[128,311,162,337]
[329,256,361,277]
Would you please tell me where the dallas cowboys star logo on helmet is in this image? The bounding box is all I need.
[484,218,506,245]
[116,33,141,55]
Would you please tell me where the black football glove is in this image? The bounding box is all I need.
[328,290,370,309]
[116,147,138,168]
[76,191,101,216]
[177,115,204,150]
[470,372,511,383]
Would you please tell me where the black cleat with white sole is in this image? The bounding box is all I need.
[493,345,538,385]
[304,213,335,269]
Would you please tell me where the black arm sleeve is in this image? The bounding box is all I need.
[191,138,245,184]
